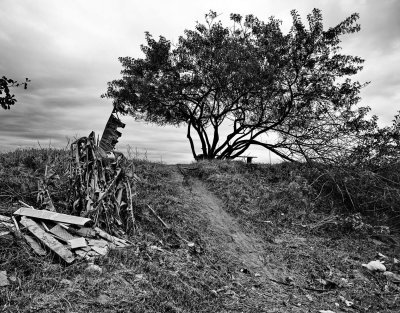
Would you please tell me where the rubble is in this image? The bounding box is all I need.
[2,112,135,264]
[8,206,131,263]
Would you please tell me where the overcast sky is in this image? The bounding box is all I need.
[1,0,399,163]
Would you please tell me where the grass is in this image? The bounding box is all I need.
[1,149,400,312]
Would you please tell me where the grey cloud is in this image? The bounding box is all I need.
[1,0,400,163]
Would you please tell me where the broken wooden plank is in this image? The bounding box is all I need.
[74,227,96,238]
[68,237,87,249]
[0,271,9,287]
[14,207,92,226]
[75,249,99,259]
[23,234,47,256]
[90,245,108,256]
[49,224,77,242]
[87,239,110,248]
[94,227,128,246]
[19,216,75,263]
[75,249,89,258]
[95,227,116,242]
[80,246,92,252]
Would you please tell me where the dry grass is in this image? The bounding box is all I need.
[1,151,400,312]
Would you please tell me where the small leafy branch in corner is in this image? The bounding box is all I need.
[0,76,30,110]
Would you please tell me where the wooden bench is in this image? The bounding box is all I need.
[236,156,257,164]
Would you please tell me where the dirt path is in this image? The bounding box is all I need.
[172,165,277,280]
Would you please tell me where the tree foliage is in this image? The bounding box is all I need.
[349,111,400,166]
[104,9,372,163]
[0,76,29,110]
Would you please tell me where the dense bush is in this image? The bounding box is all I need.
[302,161,400,231]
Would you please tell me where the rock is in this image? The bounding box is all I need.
[376,252,388,259]
[362,260,386,272]
[85,263,102,275]
[383,271,400,283]
[96,294,110,304]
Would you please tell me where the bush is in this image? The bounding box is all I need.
[304,162,400,231]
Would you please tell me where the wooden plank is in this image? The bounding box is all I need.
[91,245,108,256]
[23,234,47,256]
[68,237,87,249]
[75,249,89,258]
[0,271,9,287]
[94,227,128,246]
[75,227,97,238]
[19,216,75,263]
[95,227,116,242]
[14,208,92,226]
[49,224,77,242]
[87,239,110,248]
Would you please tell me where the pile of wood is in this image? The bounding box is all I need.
[68,118,135,236]
[1,206,130,263]
[0,112,135,264]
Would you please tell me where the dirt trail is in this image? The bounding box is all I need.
[172,166,277,280]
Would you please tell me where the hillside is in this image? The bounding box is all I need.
[1,149,400,312]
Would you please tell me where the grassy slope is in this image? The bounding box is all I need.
[1,149,400,312]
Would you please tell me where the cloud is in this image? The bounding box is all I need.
[0,0,399,163]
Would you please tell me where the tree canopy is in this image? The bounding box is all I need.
[104,9,372,163]
[0,76,29,110]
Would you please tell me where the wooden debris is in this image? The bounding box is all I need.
[95,227,118,243]
[95,227,129,246]
[69,130,136,232]
[87,239,110,248]
[91,245,109,256]
[75,249,100,259]
[14,207,92,226]
[99,113,125,152]
[18,200,34,208]
[75,249,89,258]
[0,271,9,287]
[49,224,77,242]
[68,237,87,249]
[74,227,96,238]
[19,216,75,264]
[40,221,51,232]
[11,216,21,236]
[147,204,170,229]
[23,234,47,256]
